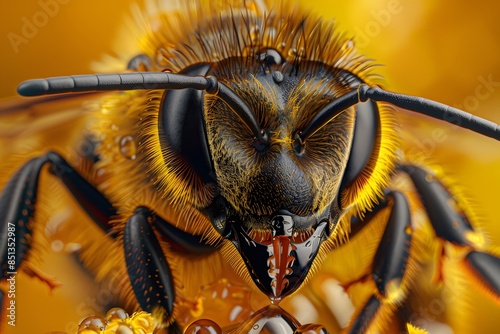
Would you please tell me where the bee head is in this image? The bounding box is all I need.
[200,54,360,299]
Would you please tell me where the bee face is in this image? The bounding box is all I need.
[203,56,356,298]
[149,2,374,301]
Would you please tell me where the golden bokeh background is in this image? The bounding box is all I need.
[0,0,499,333]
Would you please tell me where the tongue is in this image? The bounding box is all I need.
[268,236,296,297]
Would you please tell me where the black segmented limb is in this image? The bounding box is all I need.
[123,206,217,325]
[0,151,116,277]
[153,215,216,255]
[347,190,412,333]
[400,164,500,300]
[464,251,500,299]
[124,207,176,321]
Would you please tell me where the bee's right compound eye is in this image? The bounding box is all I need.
[158,63,217,185]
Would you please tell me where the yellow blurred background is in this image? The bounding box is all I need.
[0,0,499,333]
[1,0,500,108]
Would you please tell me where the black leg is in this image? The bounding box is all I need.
[401,164,500,302]
[347,190,412,333]
[400,165,474,247]
[372,191,412,298]
[0,151,116,278]
[123,206,217,327]
[153,213,216,255]
[464,251,500,300]
[349,295,381,334]
[124,207,176,322]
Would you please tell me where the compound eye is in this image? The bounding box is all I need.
[159,63,216,185]
[292,131,305,155]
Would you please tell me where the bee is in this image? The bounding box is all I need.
[1,0,500,333]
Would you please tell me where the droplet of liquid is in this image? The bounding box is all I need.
[272,71,284,84]
[184,319,223,334]
[77,315,107,332]
[51,240,64,252]
[106,307,129,321]
[342,39,355,52]
[295,324,329,334]
[235,304,299,333]
[269,296,281,305]
[259,49,282,66]
[119,135,137,160]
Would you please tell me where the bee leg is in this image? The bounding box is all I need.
[152,212,216,256]
[347,190,412,333]
[124,207,176,324]
[1,151,116,279]
[463,251,500,302]
[401,164,500,302]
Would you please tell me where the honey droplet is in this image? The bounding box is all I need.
[295,323,329,334]
[77,315,107,332]
[184,319,223,334]
[106,307,129,321]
